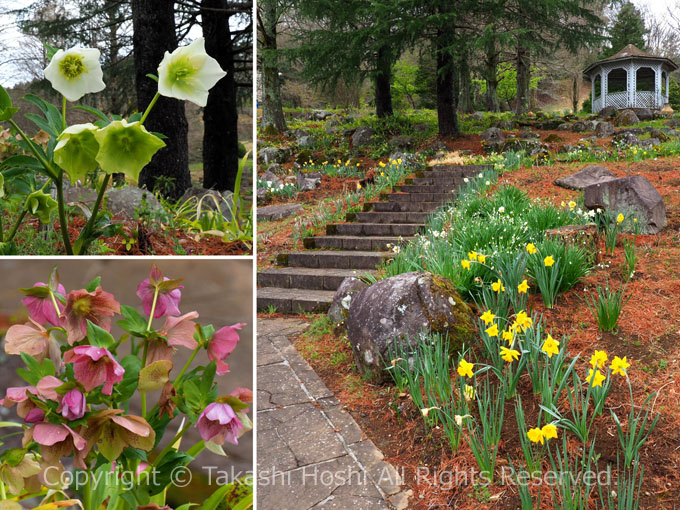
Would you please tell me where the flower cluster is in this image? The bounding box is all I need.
[0,264,251,504]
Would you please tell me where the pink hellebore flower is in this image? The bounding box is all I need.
[24,408,45,423]
[1,376,63,420]
[147,311,199,365]
[64,345,125,395]
[4,319,61,366]
[208,323,246,376]
[136,267,183,319]
[61,287,121,344]
[28,423,87,468]
[21,282,66,326]
[61,389,86,421]
[196,402,243,446]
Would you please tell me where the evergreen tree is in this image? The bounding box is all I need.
[258,0,289,132]
[606,2,647,56]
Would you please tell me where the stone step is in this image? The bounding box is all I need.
[412,177,465,186]
[326,222,424,236]
[305,235,409,251]
[258,267,370,290]
[277,250,391,269]
[365,201,441,213]
[257,287,334,314]
[350,211,430,224]
[424,164,494,174]
[396,184,456,194]
[387,192,454,203]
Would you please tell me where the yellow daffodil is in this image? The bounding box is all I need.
[480,310,495,325]
[468,251,478,261]
[610,356,630,377]
[485,323,499,337]
[461,259,470,270]
[586,368,606,387]
[502,329,514,345]
[421,406,440,418]
[617,213,624,224]
[542,334,560,358]
[527,427,544,444]
[541,423,558,440]
[526,243,537,255]
[514,310,533,332]
[568,201,576,209]
[457,359,474,378]
[492,279,505,293]
[544,255,555,267]
[517,279,529,294]
[590,350,608,369]
[500,346,520,362]
[477,254,486,264]
[379,161,386,168]
[464,385,475,401]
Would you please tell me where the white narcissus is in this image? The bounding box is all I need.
[43,48,106,102]
[54,123,100,183]
[157,37,226,107]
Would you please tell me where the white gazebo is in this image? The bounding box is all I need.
[584,44,678,114]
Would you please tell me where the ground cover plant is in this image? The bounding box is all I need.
[0,40,252,256]
[0,264,252,509]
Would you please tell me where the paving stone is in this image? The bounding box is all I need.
[257,363,310,409]
[258,203,304,221]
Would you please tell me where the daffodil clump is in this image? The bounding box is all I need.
[0,37,226,255]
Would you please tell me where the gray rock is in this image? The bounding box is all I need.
[664,118,680,128]
[388,152,419,168]
[557,123,572,131]
[598,106,617,119]
[615,109,640,126]
[179,187,234,221]
[554,165,617,190]
[296,172,321,191]
[297,135,316,149]
[257,203,303,222]
[612,132,640,147]
[259,146,291,165]
[595,121,615,138]
[346,272,476,382]
[584,176,667,234]
[63,186,98,205]
[471,111,485,121]
[498,119,516,130]
[413,123,430,133]
[480,127,505,144]
[260,171,283,188]
[636,108,653,121]
[639,138,661,148]
[105,187,163,220]
[351,126,375,147]
[390,136,414,149]
[328,277,368,324]
[309,110,332,121]
[572,120,598,133]
[520,130,540,139]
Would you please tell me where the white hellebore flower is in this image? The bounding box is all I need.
[158,37,227,107]
[44,47,106,102]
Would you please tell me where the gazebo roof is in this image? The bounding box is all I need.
[584,44,678,75]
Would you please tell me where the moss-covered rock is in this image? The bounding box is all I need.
[346,271,476,383]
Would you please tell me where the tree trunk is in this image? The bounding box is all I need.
[572,74,580,113]
[131,0,190,199]
[201,0,239,192]
[484,36,499,112]
[436,29,458,137]
[375,45,393,117]
[260,0,287,133]
[515,44,530,115]
[457,49,474,113]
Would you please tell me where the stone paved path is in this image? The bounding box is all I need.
[257,318,411,510]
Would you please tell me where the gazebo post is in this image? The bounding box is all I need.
[666,72,670,104]
[628,62,635,109]
[602,69,607,109]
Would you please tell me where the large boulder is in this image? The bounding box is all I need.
[612,131,640,147]
[584,176,667,234]
[297,135,316,149]
[598,106,617,119]
[328,276,368,324]
[259,146,291,165]
[105,187,163,220]
[594,121,615,138]
[480,127,505,144]
[351,126,375,147]
[615,109,640,127]
[554,165,617,190]
[636,108,653,121]
[346,272,476,382]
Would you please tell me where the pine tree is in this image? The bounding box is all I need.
[606,2,647,56]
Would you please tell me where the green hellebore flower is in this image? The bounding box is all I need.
[25,190,58,224]
[93,119,166,182]
[54,123,99,183]
[43,47,106,102]
[157,37,226,107]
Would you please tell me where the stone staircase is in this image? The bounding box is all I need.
[257,164,493,313]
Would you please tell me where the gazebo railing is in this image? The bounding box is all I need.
[603,92,629,109]
[593,96,604,112]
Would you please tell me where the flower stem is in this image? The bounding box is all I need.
[141,288,159,418]
[82,469,93,510]
[140,92,161,125]
[152,424,189,468]
[185,440,205,458]
[75,173,111,254]
[0,480,6,500]
[49,289,62,319]
[7,119,56,179]
[175,345,200,384]
[62,95,67,132]
[55,175,74,255]
[147,289,159,331]
[7,210,27,241]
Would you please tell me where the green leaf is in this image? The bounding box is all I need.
[200,484,233,510]
[44,43,59,61]
[0,242,17,255]
[220,395,249,413]
[157,277,184,293]
[85,276,101,292]
[143,452,193,496]
[200,361,217,395]
[48,266,60,293]
[117,355,142,401]
[19,285,51,298]
[72,105,111,124]
[86,320,115,348]
[0,84,19,121]
[183,380,202,410]
[117,305,148,336]
[145,73,159,83]
[17,354,54,385]
[230,493,253,510]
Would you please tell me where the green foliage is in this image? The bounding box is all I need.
[391,60,419,109]
[669,76,680,109]
[604,2,647,57]
[583,280,631,332]
[581,96,592,114]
